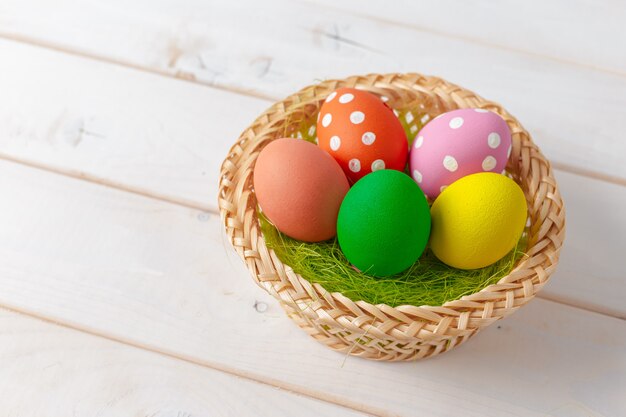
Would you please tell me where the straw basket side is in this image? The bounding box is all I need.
[218,73,566,361]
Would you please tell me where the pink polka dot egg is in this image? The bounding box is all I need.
[410,108,512,199]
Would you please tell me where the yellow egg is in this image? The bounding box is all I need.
[430,172,527,269]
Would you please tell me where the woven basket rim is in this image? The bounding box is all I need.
[218,72,566,360]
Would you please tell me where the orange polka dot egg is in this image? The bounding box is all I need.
[317,88,408,183]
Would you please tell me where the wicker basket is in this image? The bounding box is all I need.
[218,73,566,361]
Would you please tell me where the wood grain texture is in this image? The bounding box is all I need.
[306,0,626,74]
[0,308,366,417]
[543,170,626,319]
[0,3,624,414]
[0,0,624,179]
[0,38,268,210]
[0,39,624,318]
[0,160,624,417]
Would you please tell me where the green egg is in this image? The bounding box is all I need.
[337,169,431,277]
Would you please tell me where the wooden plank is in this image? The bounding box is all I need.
[7,0,625,74]
[0,38,269,210]
[0,308,366,417]
[306,0,626,74]
[0,1,625,180]
[0,160,624,417]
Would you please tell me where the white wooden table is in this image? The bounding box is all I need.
[0,1,625,416]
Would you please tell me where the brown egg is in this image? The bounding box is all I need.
[253,138,350,242]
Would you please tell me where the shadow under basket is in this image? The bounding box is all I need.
[218,73,566,361]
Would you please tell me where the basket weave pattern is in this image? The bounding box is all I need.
[218,73,566,361]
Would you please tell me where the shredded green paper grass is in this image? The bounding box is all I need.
[260,106,528,307]
[260,212,528,307]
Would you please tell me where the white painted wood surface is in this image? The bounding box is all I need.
[311,0,626,73]
[0,160,625,417]
[0,0,625,181]
[0,39,266,210]
[0,308,366,417]
[0,0,624,415]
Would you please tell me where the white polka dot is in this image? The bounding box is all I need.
[349,158,361,173]
[474,108,489,113]
[414,136,424,149]
[420,114,430,124]
[308,125,316,137]
[410,125,418,133]
[440,185,448,193]
[350,111,365,124]
[325,91,337,103]
[413,170,423,183]
[339,93,354,104]
[449,117,464,129]
[405,112,414,123]
[371,159,385,171]
[361,131,376,145]
[330,136,341,151]
[314,137,318,144]
[488,132,501,149]
[482,155,497,171]
[443,155,458,172]
[507,145,512,158]
[321,113,332,127]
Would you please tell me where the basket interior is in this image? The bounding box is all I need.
[258,96,532,307]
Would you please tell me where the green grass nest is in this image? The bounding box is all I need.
[259,108,528,308]
[260,214,527,308]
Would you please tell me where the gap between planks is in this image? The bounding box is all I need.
[0,151,216,213]
[0,306,372,417]
[537,293,626,321]
[0,31,625,190]
[551,162,626,188]
[0,303,385,417]
[0,30,276,103]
